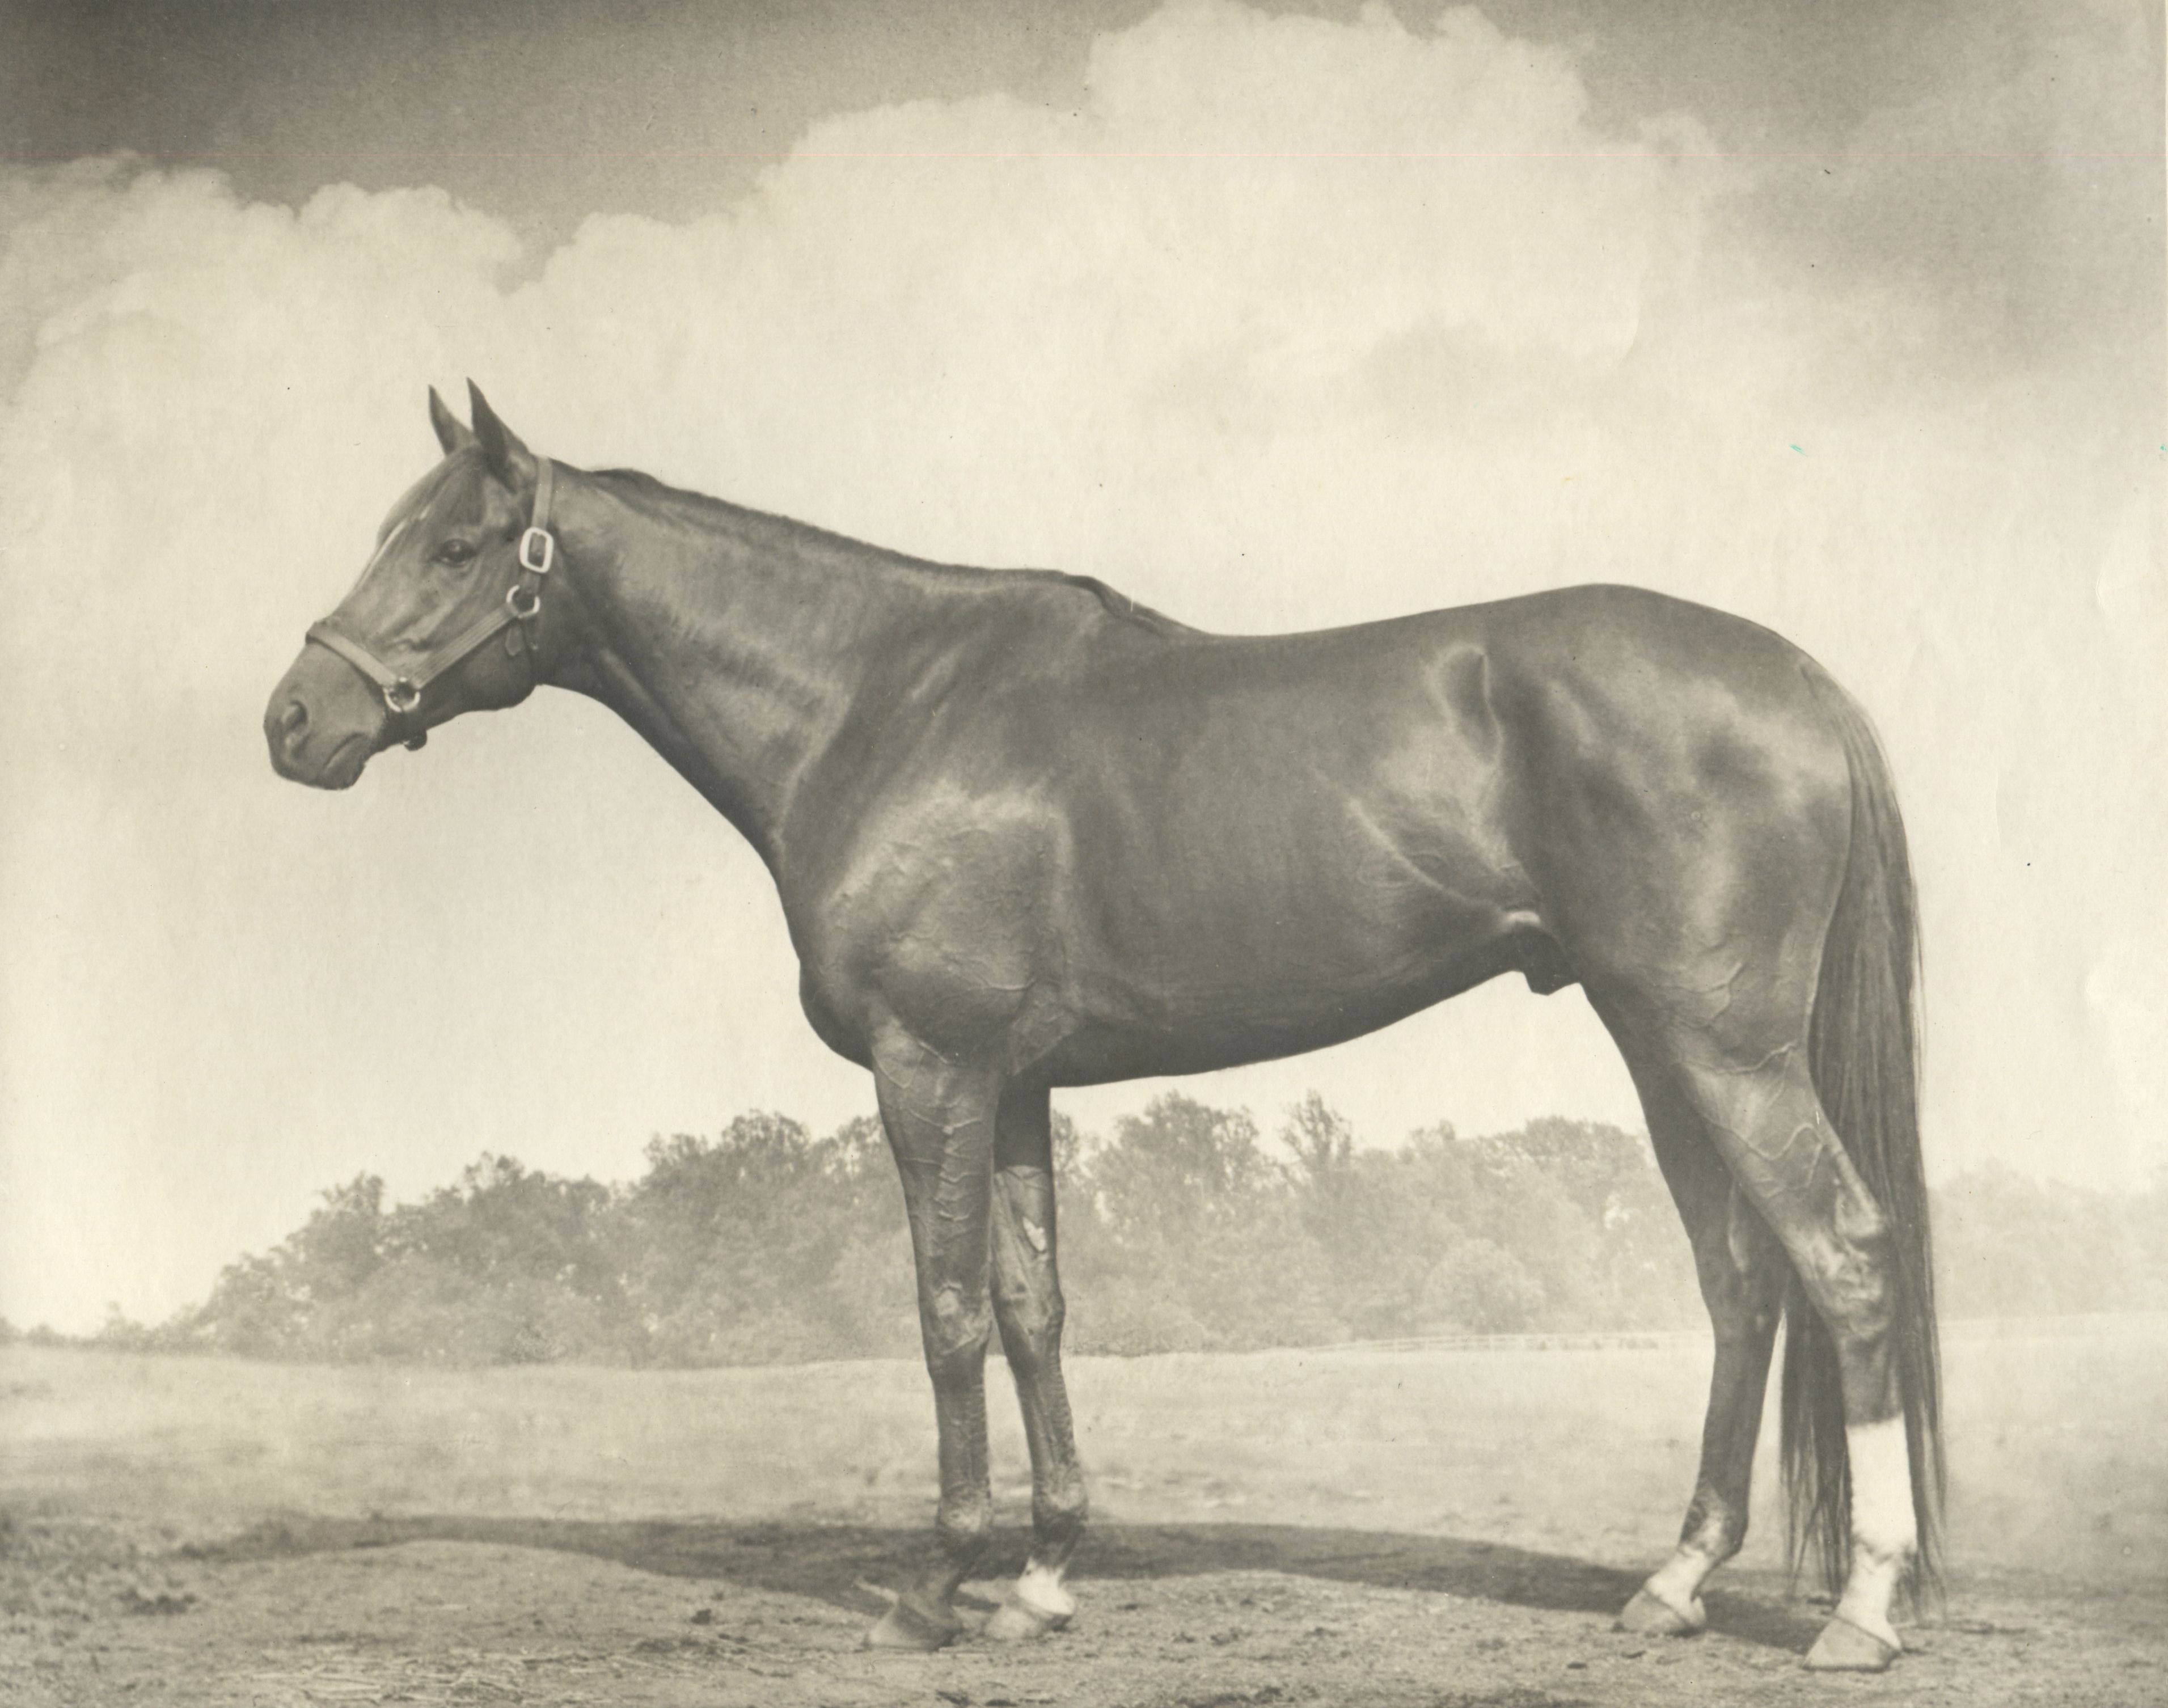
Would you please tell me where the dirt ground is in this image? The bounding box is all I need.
[3,1323,2163,1706]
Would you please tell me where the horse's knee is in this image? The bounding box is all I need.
[920,1280,992,1384]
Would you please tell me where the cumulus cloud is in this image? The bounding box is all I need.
[1735,0,2160,391]
[0,0,2158,1329]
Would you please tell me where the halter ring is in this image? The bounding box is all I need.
[384,678,422,715]
[506,582,543,620]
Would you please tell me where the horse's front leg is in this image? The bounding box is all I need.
[982,1083,1087,1642]
[866,1030,1001,1650]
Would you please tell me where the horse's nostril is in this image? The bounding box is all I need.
[281,700,308,739]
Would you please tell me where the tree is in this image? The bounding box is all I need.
[1070,1093,1342,1351]
[167,1095,2131,1369]
[1283,1098,1442,1337]
[611,1112,911,1364]
[179,1173,392,1357]
[1421,1237,1545,1332]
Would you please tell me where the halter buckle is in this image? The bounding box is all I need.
[518,527,555,574]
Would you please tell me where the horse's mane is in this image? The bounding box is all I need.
[590,466,1193,638]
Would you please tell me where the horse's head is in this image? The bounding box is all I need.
[265,383,560,788]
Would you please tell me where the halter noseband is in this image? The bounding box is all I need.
[305,455,559,746]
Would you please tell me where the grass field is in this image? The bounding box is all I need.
[3,1319,2165,1705]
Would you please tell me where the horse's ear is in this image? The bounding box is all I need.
[467,381,535,491]
[428,386,474,455]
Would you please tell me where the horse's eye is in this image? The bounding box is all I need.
[435,540,477,566]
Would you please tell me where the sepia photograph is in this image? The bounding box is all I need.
[2,1,2162,1703]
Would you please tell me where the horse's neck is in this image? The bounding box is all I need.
[553,472,937,868]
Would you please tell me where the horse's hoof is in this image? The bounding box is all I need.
[863,1599,962,1652]
[983,1588,1071,1643]
[1803,1615,1900,1672]
[1616,1587,1706,1637]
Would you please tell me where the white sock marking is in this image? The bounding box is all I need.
[1013,1562,1075,1620]
[1835,1416,1916,1647]
[1847,1417,1917,1559]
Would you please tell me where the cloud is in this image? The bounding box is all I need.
[1715,0,2162,403]
[0,0,2159,1329]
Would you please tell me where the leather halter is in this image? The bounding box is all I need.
[305,456,559,745]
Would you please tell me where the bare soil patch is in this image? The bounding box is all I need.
[3,1324,2162,1705]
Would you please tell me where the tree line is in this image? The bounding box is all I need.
[32,1094,2168,1365]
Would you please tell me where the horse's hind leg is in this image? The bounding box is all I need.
[982,1083,1088,1642]
[1608,1037,1789,1637]
[1620,1015,1917,1670]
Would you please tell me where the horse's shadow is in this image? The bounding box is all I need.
[195,1515,1822,1651]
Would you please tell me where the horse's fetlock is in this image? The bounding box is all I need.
[1680,1490,1747,1562]
[936,1489,993,1557]
[1033,1472,1088,1539]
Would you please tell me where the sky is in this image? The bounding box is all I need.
[1,0,2161,1333]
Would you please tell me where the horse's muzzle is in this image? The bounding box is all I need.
[264,644,391,790]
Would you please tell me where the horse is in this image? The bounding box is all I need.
[265,384,1942,1672]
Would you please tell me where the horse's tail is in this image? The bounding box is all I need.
[1784,669,1943,1601]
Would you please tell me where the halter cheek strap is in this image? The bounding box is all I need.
[306,456,557,734]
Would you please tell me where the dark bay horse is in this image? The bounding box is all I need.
[267,386,1941,1672]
